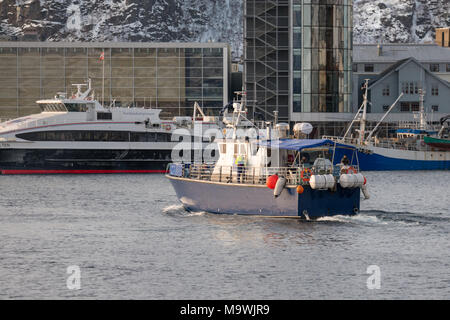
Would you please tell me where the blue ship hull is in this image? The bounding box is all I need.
[333,148,450,171]
[168,176,361,219]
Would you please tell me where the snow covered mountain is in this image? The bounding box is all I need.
[354,0,450,43]
[0,0,449,58]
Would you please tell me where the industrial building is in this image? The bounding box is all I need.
[0,42,230,120]
[244,0,354,137]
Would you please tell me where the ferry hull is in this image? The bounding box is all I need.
[0,148,169,174]
[333,147,450,171]
[168,176,360,219]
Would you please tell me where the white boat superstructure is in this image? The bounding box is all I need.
[0,80,221,174]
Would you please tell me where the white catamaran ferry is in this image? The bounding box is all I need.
[0,80,220,174]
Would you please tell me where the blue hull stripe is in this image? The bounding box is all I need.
[333,149,450,171]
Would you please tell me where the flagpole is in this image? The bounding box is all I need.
[102,50,105,107]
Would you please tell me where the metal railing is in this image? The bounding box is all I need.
[323,135,427,152]
[169,163,356,186]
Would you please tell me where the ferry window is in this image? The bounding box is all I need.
[383,105,389,111]
[447,64,450,72]
[234,144,238,155]
[97,112,113,120]
[432,105,439,112]
[411,102,420,112]
[220,144,226,154]
[382,84,390,96]
[16,131,130,142]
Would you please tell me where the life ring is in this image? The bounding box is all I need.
[300,168,312,183]
[164,124,171,131]
[342,166,357,174]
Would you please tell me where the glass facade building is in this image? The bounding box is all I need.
[245,0,353,123]
[0,42,230,119]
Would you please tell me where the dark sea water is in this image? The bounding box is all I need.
[0,171,449,299]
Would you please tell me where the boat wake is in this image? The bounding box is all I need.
[363,209,450,226]
[162,204,206,217]
[316,214,386,225]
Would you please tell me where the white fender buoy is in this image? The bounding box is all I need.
[274,177,287,198]
[361,184,370,199]
[340,173,365,188]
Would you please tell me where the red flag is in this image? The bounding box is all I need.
[99,51,104,61]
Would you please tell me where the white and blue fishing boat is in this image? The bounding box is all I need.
[324,81,450,171]
[167,100,370,219]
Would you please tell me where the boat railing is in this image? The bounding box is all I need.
[168,163,358,186]
[322,135,424,152]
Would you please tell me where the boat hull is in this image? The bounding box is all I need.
[0,148,169,174]
[423,136,450,151]
[168,176,361,219]
[333,146,450,171]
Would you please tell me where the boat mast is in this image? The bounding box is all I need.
[359,79,370,145]
[419,89,427,130]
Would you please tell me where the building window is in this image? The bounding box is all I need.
[431,84,439,96]
[432,105,439,112]
[293,100,301,113]
[382,84,390,96]
[401,82,408,94]
[400,102,410,112]
[414,82,420,94]
[430,64,440,72]
[401,82,421,94]
[364,64,374,72]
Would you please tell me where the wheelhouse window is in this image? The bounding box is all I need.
[64,103,88,112]
[39,103,67,112]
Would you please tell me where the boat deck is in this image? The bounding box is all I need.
[168,163,359,187]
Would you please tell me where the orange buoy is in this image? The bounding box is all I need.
[296,185,304,194]
[266,174,279,190]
